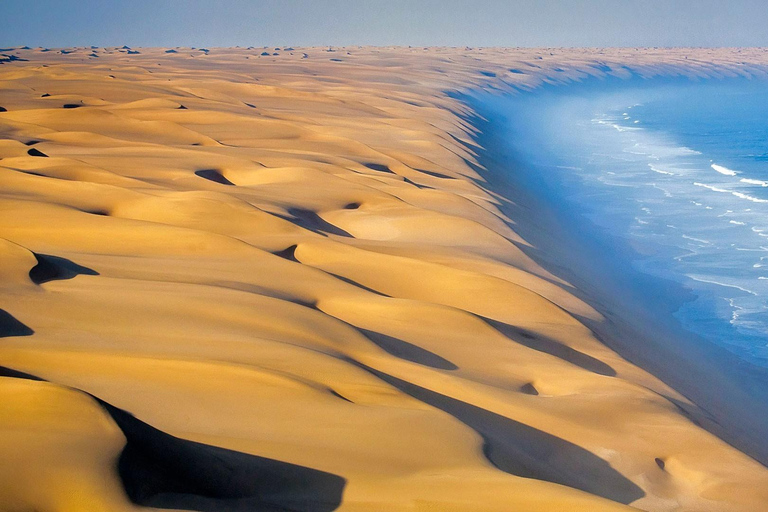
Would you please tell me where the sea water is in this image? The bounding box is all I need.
[497,79,768,366]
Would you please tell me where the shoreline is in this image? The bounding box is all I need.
[463,86,768,466]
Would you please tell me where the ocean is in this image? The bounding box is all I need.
[495,78,768,367]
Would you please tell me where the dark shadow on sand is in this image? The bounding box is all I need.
[351,361,643,505]
[415,168,455,179]
[0,367,346,512]
[27,148,48,157]
[195,169,235,186]
[29,253,99,285]
[281,208,352,238]
[362,163,393,174]
[483,317,616,377]
[0,310,33,337]
[324,272,389,297]
[357,328,458,371]
[103,402,345,512]
[272,244,299,262]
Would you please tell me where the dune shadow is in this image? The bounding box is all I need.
[0,54,28,63]
[324,272,389,297]
[402,177,432,190]
[29,253,99,284]
[196,169,234,186]
[0,310,33,338]
[0,365,42,380]
[103,402,345,512]
[273,244,299,262]
[27,148,48,157]
[357,328,457,371]
[362,163,393,174]
[352,361,643,505]
[0,366,346,512]
[415,168,455,179]
[281,208,352,237]
[483,317,616,377]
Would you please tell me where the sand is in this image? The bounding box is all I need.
[1,45,768,511]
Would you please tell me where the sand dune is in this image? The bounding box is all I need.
[2,46,768,511]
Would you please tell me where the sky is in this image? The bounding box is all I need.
[2,0,768,48]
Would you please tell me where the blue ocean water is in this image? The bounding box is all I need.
[500,80,768,366]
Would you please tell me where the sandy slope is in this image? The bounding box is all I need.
[2,46,768,511]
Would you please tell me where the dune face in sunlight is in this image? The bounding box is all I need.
[2,46,768,512]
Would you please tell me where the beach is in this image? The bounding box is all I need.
[1,46,768,511]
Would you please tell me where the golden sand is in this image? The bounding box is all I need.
[2,46,768,511]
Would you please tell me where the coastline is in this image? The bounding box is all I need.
[3,47,768,511]
[463,88,768,466]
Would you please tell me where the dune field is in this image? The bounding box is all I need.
[2,46,768,511]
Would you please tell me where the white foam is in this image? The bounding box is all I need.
[732,190,768,203]
[727,298,745,324]
[648,164,674,175]
[741,178,768,187]
[686,274,758,295]
[694,182,729,193]
[693,182,768,203]
[682,234,711,245]
[711,163,738,176]
[650,183,672,197]
[630,144,701,158]
[611,123,640,133]
[730,220,747,225]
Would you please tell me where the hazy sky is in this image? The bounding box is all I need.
[2,0,768,48]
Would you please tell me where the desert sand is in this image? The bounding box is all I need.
[2,46,768,511]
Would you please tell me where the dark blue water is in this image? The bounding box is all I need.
[496,80,768,366]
